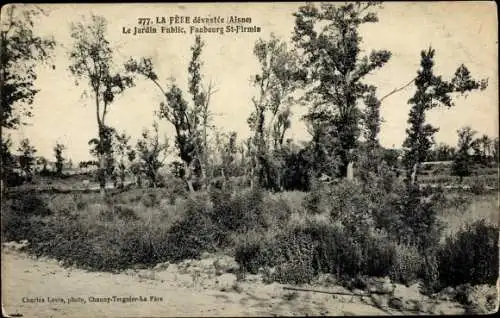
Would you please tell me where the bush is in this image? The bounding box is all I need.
[390,243,423,285]
[261,194,292,228]
[304,181,375,233]
[302,221,364,276]
[438,220,499,288]
[209,187,266,234]
[1,192,53,242]
[9,191,52,217]
[234,230,277,274]
[25,205,174,271]
[271,231,316,284]
[3,190,221,271]
[162,174,188,204]
[29,213,98,267]
[247,220,398,281]
[384,184,444,251]
[365,230,397,277]
[302,179,324,215]
[165,194,218,261]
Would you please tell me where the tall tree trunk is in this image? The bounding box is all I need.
[346,161,354,181]
[98,154,106,199]
[409,162,419,185]
[184,161,195,192]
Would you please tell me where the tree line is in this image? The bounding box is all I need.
[1,3,494,198]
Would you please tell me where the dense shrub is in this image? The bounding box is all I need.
[302,180,323,215]
[365,230,398,277]
[8,191,52,217]
[421,250,440,294]
[299,221,396,278]
[438,220,499,288]
[19,203,174,271]
[235,220,398,284]
[162,175,189,204]
[304,181,375,232]
[271,231,316,284]
[165,194,218,261]
[389,243,423,285]
[2,211,47,243]
[301,222,364,276]
[234,230,278,274]
[1,192,52,242]
[4,178,496,291]
[209,187,267,234]
[261,194,292,228]
[29,214,98,267]
[383,184,444,251]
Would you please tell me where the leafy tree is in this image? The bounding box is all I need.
[1,136,17,186]
[1,4,55,193]
[248,34,303,189]
[187,35,216,189]
[113,131,133,188]
[293,2,391,178]
[79,160,98,169]
[1,4,55,129]
[471,138,482,163]
[215,130,239,183]
[88,125,116,184]
[402,48,487,184]
[68,14,133,198]
[17,138,36,182]
[135,122,169,188]
[477,134,492,163]
[125,35,215,191]
[126,148,143,188]
[53,142,65,176]
[452,126,477,181]
[429,143,456,162]
[280,140,313,191]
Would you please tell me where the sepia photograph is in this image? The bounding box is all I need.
[1,2,499,317]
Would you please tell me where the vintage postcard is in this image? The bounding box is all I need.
[1,2,498,317]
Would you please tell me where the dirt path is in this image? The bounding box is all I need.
[2,247,465,317]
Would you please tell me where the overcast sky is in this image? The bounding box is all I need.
[5,2,498,163]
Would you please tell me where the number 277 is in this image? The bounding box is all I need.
[137,18,151,26]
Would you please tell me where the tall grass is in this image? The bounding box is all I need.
[438,192,498,241]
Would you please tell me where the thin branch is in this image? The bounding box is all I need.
[379,77,416,103]
[150,78,168,97]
